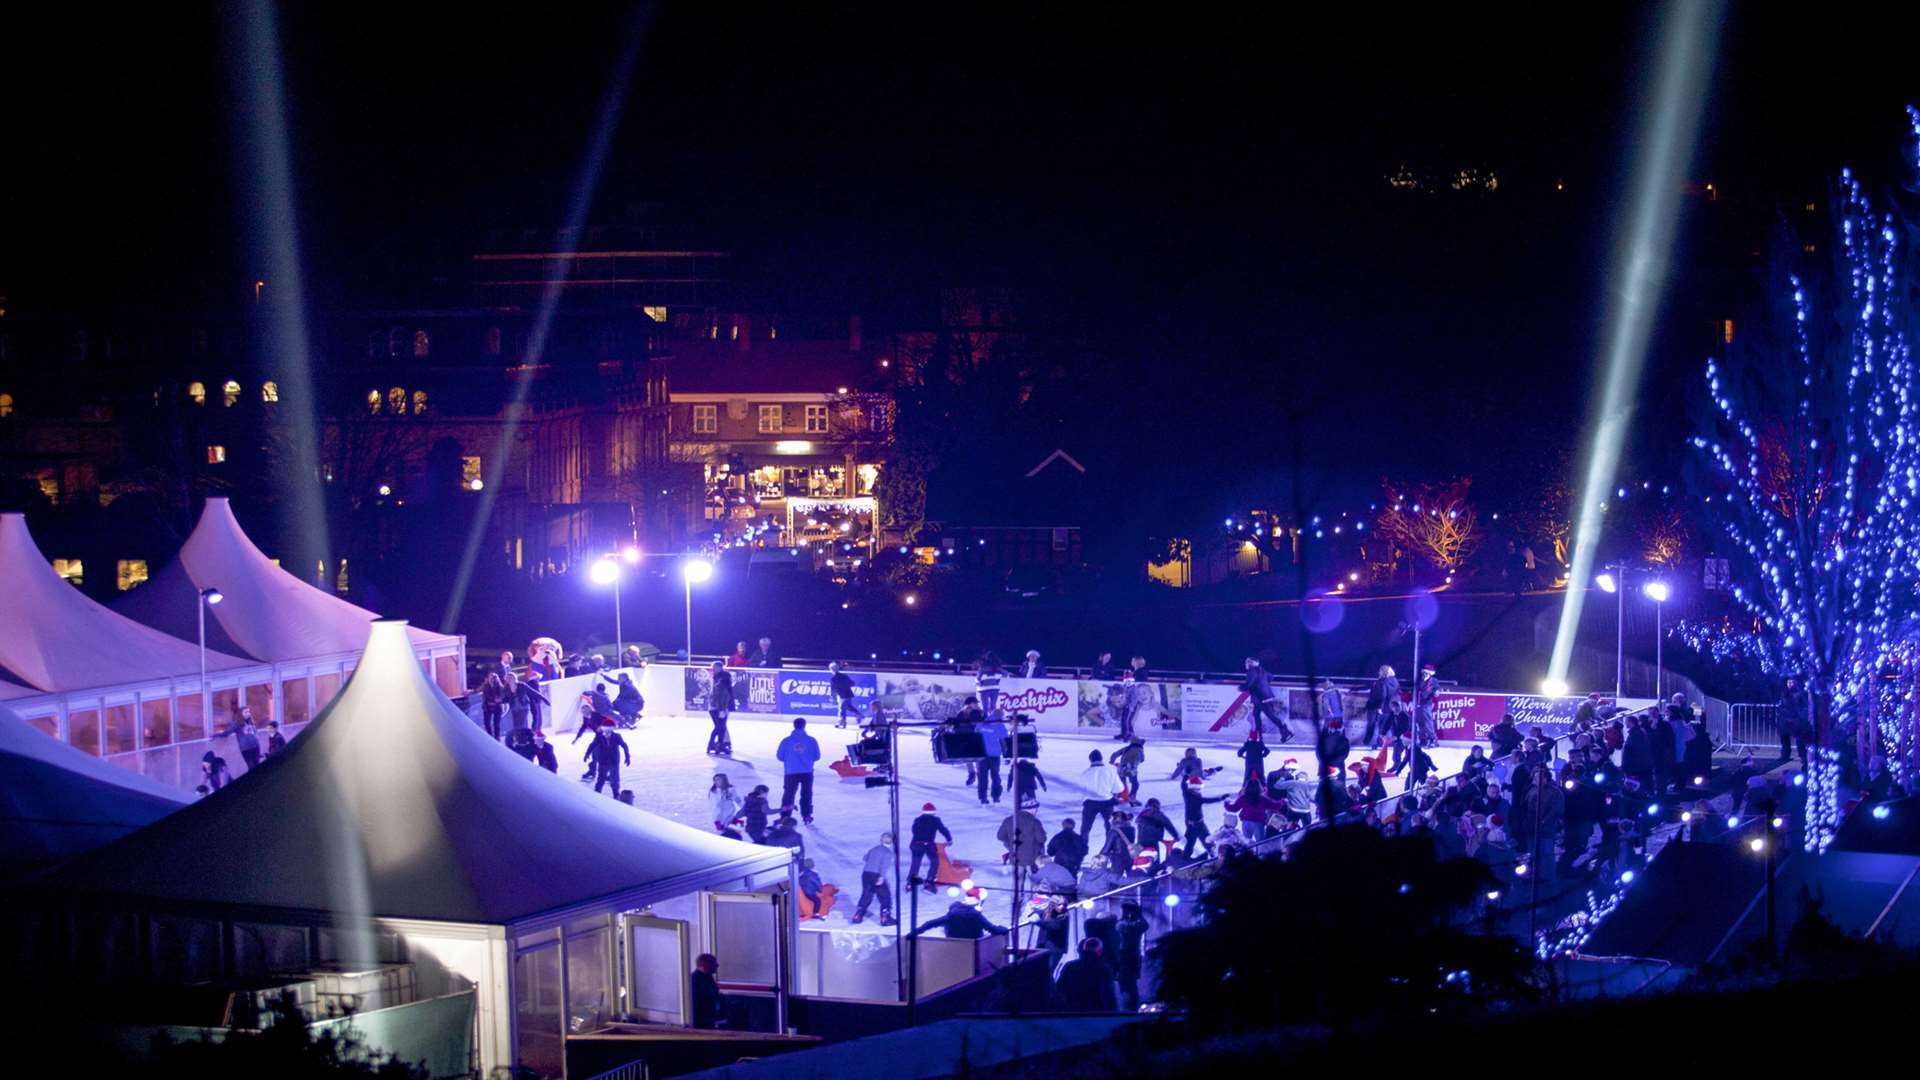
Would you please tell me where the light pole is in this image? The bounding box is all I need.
[198,587,223,729]
[682,557,714,660]
[1643,579,1670,699]
[1595,564,1625,699]
[589,557,622,659]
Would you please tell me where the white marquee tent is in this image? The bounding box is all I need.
[0,704,188,871]
[38,620,795,1077]
[2,504,464,788]
[0,512,251,693]
[112,497,459,663]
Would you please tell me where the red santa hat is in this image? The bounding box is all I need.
[923,802,937,812]
[1421,662,1437,673]
[1489,813,1506,827]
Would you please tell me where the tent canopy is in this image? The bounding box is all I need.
[0,706,189,870]
[46,620,789,925]
[0,513,251,693]
[113,498,456,662]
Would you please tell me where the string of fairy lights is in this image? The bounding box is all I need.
[1691,122,1920,852]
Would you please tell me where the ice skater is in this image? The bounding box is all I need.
[708,773,744,832]
[1079,750,1124,845]
[852,833,898,925]
[908,802,953,892]
[829,662,862,729]
[1241,658,1290,738]
[592,722,630,797]
[776,717,821,825]
[706,661,734,755]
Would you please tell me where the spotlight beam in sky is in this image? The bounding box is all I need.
[1547,0,1723,690]
[440,5,656,634]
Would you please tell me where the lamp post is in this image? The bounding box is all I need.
[1643,579,1670,699]
[682,557,714,660]
[198,586,223,729]
[1595,564,1625,699]
[589,558,622,659]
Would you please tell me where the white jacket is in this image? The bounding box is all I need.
[708,786,744,825]
[1080,763,1123,799]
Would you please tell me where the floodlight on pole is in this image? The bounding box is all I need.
[590,558,623,658]
[198,586,223,732]
[1644,579,1670,697]
[681,557,713,660]
[1595,572,1618,593]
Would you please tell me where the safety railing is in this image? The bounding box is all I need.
[1725,703,1780,751]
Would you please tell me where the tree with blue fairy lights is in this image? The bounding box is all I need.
[1692,110,1920,851]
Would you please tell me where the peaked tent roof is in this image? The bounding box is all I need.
[0,706,190,870]
[0,513,252,693]
[45,621,790,925]
[0,680,37,701]
[112,498,455,662]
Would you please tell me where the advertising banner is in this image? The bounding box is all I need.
[683,666,780,715]
[1180,683,1257,734]
[1432,691,1656,743]
[775,670,879,717]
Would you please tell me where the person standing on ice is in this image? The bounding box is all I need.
[1112,736,1146,806]
[776,717,821,825]
[706,661,734,755]
[708,774,744,831]
[974,653,1006,716]
[1241,659,1287,738]
[1179,775,1226,859]
[592,723,630,797]
[998,807,1046,872]
[977,711,1009,804]
[828,662,862,729]
[908,803,954,892]
[852,833,898,925]
[1079,750,1124,845]
[1048,818,1088,875]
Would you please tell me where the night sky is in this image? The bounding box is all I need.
[6,4,1920,506]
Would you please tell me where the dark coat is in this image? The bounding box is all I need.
[1055,955,1120,1011]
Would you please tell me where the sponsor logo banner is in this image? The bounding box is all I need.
[775,671,878,716]
[683,667,780,714]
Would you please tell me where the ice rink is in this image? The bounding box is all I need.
[549,710,1471,935]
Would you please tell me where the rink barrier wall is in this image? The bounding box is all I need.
[624,663,1652,745]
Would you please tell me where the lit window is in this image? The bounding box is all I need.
[710,325,718,340]
[462,455,482,484]
[758,404,783,433]
[0,392,12,417]
[37,475,60,502]
[367,389,382,415]
[52,558,83,585]
[642,306,666,323]
[805,405,828,433]
[188,381,206,405]
[261,380,280,403]
[412,389,428,415]
[693,404,718,434]
[389,387,406,414]
[116,559,149,591]
[223,380,241,407]
[868,404,887,431]
[1722,319,1735,345]
[731,324,740,341]
[336,558,349,593]
[413,330,430,357]
[206,445,227,464]
[1804,243,1817,254]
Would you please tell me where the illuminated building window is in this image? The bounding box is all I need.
[868,404,887,431]
[223,380,241,407]
[1804,202,1817,212]
[1722,319,1735,345]
[642,306,666,323]
[116,559,149,591]
[463,455,482,484]
[412,389,428,415]
[336,558,349,593]
[413,330,430,357]
[37,475,59,501]
[709,324,718,340]
[389,387,406,414]
[486,326,503,355]
[730,324,740,341]
[758,404,783,433]
[261,380,280,403]
[693,404,718,434]
[367,389,382,415]
[52,558,83,585]
[206,445,227,464]
[1804,243,1817,254]
[0,392,11,417]
[805,405,828,433]
[769,323,778,340]
[188,381,207,405]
